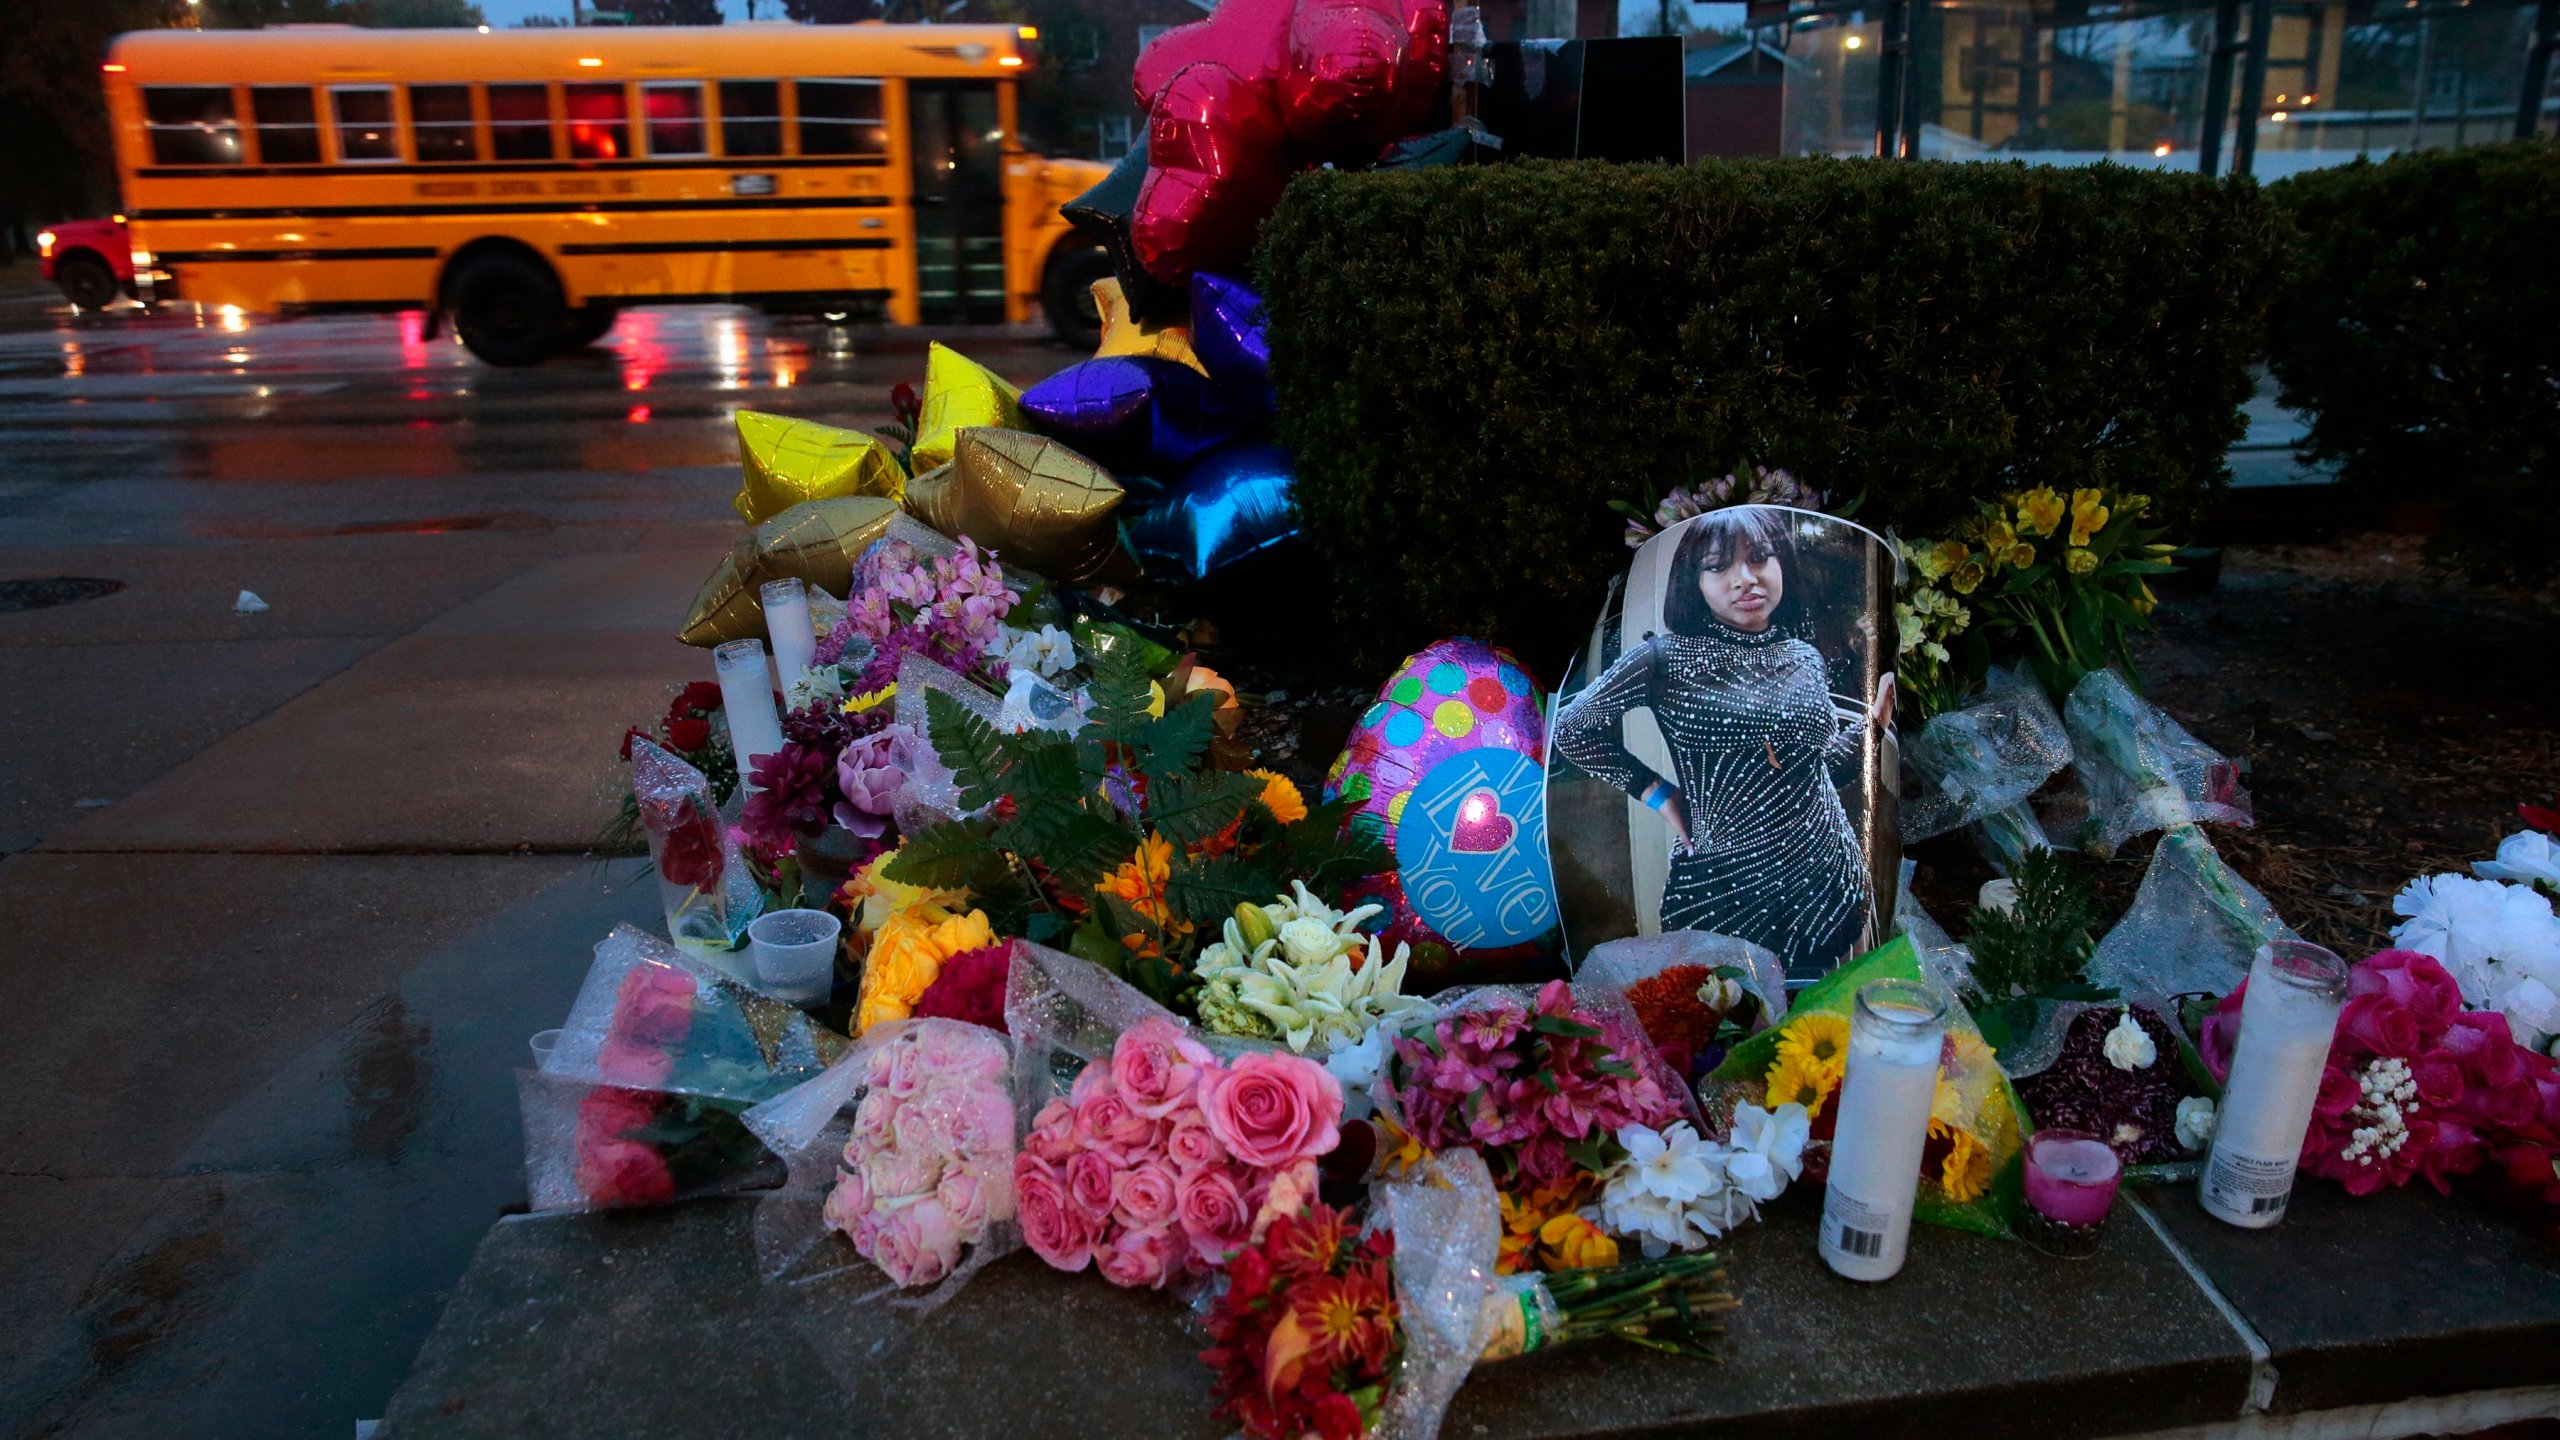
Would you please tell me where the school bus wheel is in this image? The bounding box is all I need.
[442,243,566,367]
[556,304,619,351]
[1040,240,1114,349]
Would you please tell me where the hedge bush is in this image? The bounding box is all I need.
[1257,158,2283,671]
[2264,141,2560,585]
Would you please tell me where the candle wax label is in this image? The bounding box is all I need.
[1820,1190,1896,1263]
[2203,1148,2294,1219]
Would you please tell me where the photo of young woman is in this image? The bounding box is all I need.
[1549,506,1896,977]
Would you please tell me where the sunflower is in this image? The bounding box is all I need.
[1765,1051,1836,1118]
[1930,1117,1995,1203]
[1248,769,1308,825]
[1776,1012,1852,1089]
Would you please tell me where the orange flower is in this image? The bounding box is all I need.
[1249,769,1308,825]
[1098,831,1176,927]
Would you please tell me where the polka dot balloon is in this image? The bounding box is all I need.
[1324,637,1555,976]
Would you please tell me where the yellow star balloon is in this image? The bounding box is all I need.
[730,411,905,524]
[679,495,900,647]
[905,428,1135,585]
[1090,277,1208,376]
[910,342,1025,473]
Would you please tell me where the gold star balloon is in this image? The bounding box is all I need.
[910,342,1025,473]
[905,428,1135,585]
[730,411,905,524]
[679,495,900,647]
[1090,276,1208,376]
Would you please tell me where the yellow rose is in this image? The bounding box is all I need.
[2065,546,2098,575]
[2014,487,2065,538]
[854,902,995,1034]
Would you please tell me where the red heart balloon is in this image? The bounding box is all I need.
[1130,0,1447,283]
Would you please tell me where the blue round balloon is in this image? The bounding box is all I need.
[1127,440,1298,583]
[1396,747,1557,951]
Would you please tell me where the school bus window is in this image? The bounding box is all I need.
[564,81,630,160]
[488,84,554,161]
[249,86,319,165]
[716,79,783,157]
[410,84,478,162]
[331,87,400,162]
[795,78,885,156]
[143,86,242,166]
[643,82,706,157]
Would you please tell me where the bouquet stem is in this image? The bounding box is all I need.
[1479,1253,1737,1362]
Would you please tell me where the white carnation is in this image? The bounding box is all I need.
[2103,1010,2158,1071]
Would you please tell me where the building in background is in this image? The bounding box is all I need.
[1685,35,1792,155]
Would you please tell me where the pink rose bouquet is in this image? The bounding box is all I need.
[2203,949,2560,1210]
[822,1021,1018,1289]
[1382,980,1684,1189]
[1015,1016,1343,1289]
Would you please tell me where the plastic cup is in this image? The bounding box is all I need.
[529,1028,562,1068]
[750,907,842,1004]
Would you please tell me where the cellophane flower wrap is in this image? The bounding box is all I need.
[1574,930,1785,1083]
[1202,1148,1742,1440]
[742,1013,1020,1306]
[1005,939,1345,1291]
[1706,934,2030,1238]
[2085,825,2298,1007]
[1375,980,1697,1273]
[520,926,842,1211]
[630,737,764,950]
[1899,665,2074,875]
[2058,668,2252,857]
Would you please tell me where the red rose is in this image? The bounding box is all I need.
[664,716,712,753]
[677,680,724,714]
[576,1134,678,1208]
[619,725,648,761]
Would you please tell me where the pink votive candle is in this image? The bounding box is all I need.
[2025,1130,2123,1228]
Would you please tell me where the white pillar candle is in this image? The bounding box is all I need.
[713,638,786,793]
[759,578,817,693]
[2201,940,2348,1228]
[1820,979,1949,1282]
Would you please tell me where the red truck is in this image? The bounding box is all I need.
[36,217,139,310]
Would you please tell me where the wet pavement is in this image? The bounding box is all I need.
[0,294,1079,1439]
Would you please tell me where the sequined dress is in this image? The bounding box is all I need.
[1552,624,1872,972]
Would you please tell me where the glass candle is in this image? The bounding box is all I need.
[759,578,817,691]
[2201,939,2348,1228]
[2025,1129,2122,1227]
[1820,979,1948,1282]
[713,638,786,794]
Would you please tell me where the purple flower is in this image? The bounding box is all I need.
[833,729,909,837]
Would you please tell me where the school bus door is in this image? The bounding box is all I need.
[905,78,1006,326]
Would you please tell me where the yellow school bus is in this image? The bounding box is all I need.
[103,23,1115,363]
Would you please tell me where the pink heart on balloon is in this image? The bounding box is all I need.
[1448,789,1515,854]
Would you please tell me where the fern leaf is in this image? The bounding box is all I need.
[924,688,1012,815]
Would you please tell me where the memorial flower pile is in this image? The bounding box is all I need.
[817,533,1023,698]
[879,639,1388,1009]
[821,1022,1017,1289]
[1192,881,1430,1058]
[1016,1017,1343,1288]
[2201,948,2560,1213]
[2390,824,2560,1054]
[1593,1106,1810,1256]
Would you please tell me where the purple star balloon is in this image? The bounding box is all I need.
[1189,272,1274,413]
[1020,355,1246,476]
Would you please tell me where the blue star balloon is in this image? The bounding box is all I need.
[1127,440,1298,583]
[1188,272,1274,412]
[1020,355,1247,476]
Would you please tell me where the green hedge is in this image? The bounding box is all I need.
[2264,141,2560,584]
[1258,158,2283,670]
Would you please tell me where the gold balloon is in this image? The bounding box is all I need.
[1090,277,1208,376]
[679,496,900,647]
[731,411,904,524]
[910,342,1024,473]
[905,428,1135,585]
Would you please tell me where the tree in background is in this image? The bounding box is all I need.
[207,0,487,24]
[624,0,723,20]
[0,0,190,242]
